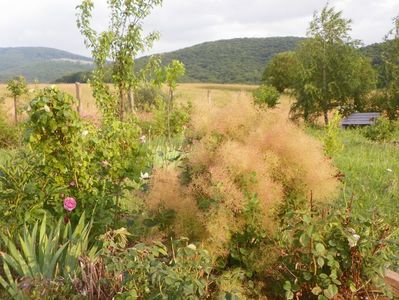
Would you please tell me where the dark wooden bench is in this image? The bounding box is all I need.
[341,112,381,128]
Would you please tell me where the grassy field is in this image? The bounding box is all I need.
[332,130,399,222]
[0,83,258,122]
[307,125,399,234]
[0,83,98,121]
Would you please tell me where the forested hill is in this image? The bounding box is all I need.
[141,37,304,83]
[56,37,305,84]
[0,47,93,83]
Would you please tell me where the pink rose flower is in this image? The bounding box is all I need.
[63,197,77,212]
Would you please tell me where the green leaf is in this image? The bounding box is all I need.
[312,286,322,295]
[299,233,310,246]
[286,290,294,300]
[303,272,312,281]
[317,257,325,268]
[324,284,338,299]
[315,243,326,254]
[283,281,292,291]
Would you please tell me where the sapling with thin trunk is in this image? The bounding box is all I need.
[6,76,27,124]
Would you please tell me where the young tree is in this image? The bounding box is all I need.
[345,54,377,113]
[292,5,375,124]
[155,60,185,140]
[262,51,300,93]
[380,15,399,119]
[6,76,27,124]
[76,0,162,121]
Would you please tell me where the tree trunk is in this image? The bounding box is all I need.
[324,110,329,126]
[322,40,329,126]
[119,87,124,121]
[75,82,82,116]
[13,95,18,125]
[304,107,309,123]
[167,88,173,141]
[128,89,135,112]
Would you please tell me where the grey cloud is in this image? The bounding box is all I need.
[0,0,398,56]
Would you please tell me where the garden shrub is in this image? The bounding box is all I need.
[216,269,249,299]
[142,98,191,137]
[362,116,398,142]
[323,112,344,155]
[0,152,62,233]
[0,87,150,233]
[134,84,164,111]
[145,96,339,286]
[276,197,396,299]
[252,84,280,108]
[71,233,213,299]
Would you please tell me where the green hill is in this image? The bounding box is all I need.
[145,37,304,83]
[56,37,305,84]
[0,47,93,83]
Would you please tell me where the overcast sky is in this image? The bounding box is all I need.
[0,0,398,57]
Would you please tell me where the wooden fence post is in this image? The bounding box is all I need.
[207,90,212,104]
[75,82,82,115]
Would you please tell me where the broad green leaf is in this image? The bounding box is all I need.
[312,286,322,295]
[315,243,326,254]
[324,284,338,299]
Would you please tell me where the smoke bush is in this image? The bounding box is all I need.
[146,95,339,265]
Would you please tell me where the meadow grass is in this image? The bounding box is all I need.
[336,130,399,221]
[309,126,399,226]
[0,83,256,122]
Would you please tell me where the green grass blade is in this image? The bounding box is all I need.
[45,242,68,279]
[1,234,30,276]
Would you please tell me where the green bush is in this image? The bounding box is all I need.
[323,112,344,155]
[72,233,213,299]
[143,98,191,137]
[275,199,396,299]
[0,152,61,233]
[362,116,398,142]
[252,84,280,108]
[0,87,150,233]
[134,84,165,111]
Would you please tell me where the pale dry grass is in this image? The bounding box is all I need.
[0,83,99,122]
[0,83,253,123]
